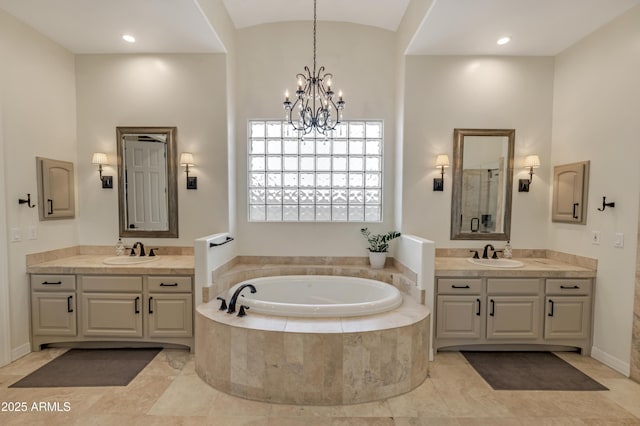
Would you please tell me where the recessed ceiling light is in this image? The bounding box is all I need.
[497,36,511,46]
[122,34,136,43]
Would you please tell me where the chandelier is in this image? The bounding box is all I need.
[283,0,345,135]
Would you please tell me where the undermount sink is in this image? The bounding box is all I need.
[102,256,160,265]
[466,258,525,268]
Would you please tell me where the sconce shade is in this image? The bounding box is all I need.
[179,152,195,166]
[524,155,540,169]
[91,152,107,165]
[435,154,450,168]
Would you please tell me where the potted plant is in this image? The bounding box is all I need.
[360,228,401,269]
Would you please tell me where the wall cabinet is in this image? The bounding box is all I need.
[551,161,589,224]
[30,273,194,351]
[36,157,76,220]
[435,276,593,354]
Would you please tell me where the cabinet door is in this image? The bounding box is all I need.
[544,296,590,340]
[436,296,482,340]
[486,296,540,340]
[82,293,143,337]
[37,157,75,220]
[31,292,76,336]
[552,161,589,224]
[147,294,193,337]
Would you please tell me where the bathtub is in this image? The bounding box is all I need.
[226,275,402,317]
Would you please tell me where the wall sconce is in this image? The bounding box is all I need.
[179,152,197,189]
[518,155,540,192]
[91,152,113,188]
[433,154,449,191]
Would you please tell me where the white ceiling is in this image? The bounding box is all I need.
[0,0,638,55]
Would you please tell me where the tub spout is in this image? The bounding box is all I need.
[227,283,256,314]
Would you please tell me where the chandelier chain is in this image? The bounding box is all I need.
[313,0,317,76]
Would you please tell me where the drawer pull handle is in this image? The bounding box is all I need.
[148,297,154,314]
[452,285,470,289]
[47,199,54,215]
[560,285,580,289]
[67,295,73,313]
[548,299,555,317]
[160,283,178,287]
[489,299,495,316]
[476,298,481,316]
[42,281,62,285]
[572,203,579,219]
[134,296,140,314]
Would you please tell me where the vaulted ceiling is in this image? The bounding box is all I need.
[0,0,638,55]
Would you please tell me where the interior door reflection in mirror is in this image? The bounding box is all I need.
[117,127,178,238]
[451,129,514,241]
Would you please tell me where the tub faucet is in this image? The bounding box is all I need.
[130,242,146,256]
[482,244,495,259]
[227,283,256,314]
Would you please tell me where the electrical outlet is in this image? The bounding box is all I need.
[591,231,600,245]
[614,233,624,248]
[10,227,21,242]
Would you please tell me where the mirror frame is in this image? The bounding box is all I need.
[450,128,515,241]
[116,126,179,238]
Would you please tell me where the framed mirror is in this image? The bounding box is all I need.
[450,128,515,240]
[116,126,178,238]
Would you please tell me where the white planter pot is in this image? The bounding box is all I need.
[368,251,387,269]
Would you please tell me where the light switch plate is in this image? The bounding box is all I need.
[591,231,600,245]
[10,227,21,242]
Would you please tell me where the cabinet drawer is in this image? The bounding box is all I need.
[546,279,592,295]
[81,276,142,292]
[487,278,542,295]
[147,276,192,293]
[31,274,76,291]
[437,278,481,294]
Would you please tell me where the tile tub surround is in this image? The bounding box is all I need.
[204,256,422,305]
[195,294,430,405]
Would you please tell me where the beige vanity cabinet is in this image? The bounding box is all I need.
[486,279,542,340]
[146,276,193,338]
[435,275,593,354]
[436,279,482,340]
[80,276,143,337]
[30,275,77,337]
[544,279,592,340]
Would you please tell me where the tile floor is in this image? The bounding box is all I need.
[0,348,639,425]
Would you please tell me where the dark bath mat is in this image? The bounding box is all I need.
[462,351,608,391]
[10,348,161,388]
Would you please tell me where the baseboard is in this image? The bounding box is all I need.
[591,346,630,376]
[11,342,31,361]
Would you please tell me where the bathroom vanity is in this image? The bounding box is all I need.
[434,255,596,355]
[27,248,195,351]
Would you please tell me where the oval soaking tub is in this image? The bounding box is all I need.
[227,275,403,317]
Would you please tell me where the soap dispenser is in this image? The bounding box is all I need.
[503,240,512,259]
[115,238,125,256]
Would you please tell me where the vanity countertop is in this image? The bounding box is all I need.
[26,254,194,275]
[435,257,596,278]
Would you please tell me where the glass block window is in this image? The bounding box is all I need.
[248,120,383,222]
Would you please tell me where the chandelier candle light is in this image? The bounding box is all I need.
[283,0,345,135]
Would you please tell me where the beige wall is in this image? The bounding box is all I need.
[75,54,229,248]
[234,22,398,256]
[550,5,640,374]
[401,55,555,247]
[0,9,78,355]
